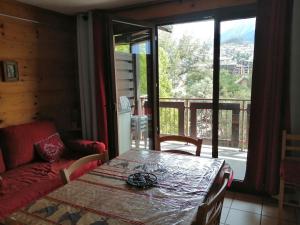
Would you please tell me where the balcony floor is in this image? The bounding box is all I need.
[132,141,247,181]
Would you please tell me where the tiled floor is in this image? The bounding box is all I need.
[221,192,300,225]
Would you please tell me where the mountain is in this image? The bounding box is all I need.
[221,19,256,44]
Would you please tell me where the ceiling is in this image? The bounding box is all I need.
[16,0,158,15]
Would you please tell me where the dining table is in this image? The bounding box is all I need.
[4,149,226,225]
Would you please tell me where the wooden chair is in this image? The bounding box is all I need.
[278,130,300,221]
[159,135,203,156]
[1,217,21,225]
[60,152,109,184]
[192,172,230,225]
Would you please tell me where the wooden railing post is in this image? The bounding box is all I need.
[231,106,240,148]
[159,101,185,136]
[190,102,198,138]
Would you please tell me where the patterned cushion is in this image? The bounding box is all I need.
[35,133,66,163]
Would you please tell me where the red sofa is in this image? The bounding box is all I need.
[0,121,106,219]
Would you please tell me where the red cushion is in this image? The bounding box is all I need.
[0,148,5,173]
[51,155,99,180]
[67,140,106,155]
[0,121,57,169]
[280,159,300,185]
[0,154,99,219]
[35,133,66,163]
[0,176,3,188]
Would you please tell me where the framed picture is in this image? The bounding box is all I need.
[2,61,19,82]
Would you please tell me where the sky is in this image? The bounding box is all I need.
[171,20,214,43]
[167,18,256,43]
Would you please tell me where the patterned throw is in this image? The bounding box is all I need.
[7,150,224,225]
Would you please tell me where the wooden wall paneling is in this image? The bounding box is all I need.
[0,90,75,111]
[0,109,39,128]
[0,0,75,31]
[0,1,78,131]
[0,39,75,61]
[115,0,256,20]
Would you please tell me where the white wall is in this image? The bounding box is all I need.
[290,0,300,133]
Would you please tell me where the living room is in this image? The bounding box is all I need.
[0,0,299,224]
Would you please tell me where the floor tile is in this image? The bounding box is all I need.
[262,201,297,223]
[261,215,298,225]
[231,193,263,214]
[225,209,261,225]
[223,191,236,208]
[262,200,279,217]
[226,191,236,199]
[224,197,234,208]
[221,207,230,223]
[235,193,263,203]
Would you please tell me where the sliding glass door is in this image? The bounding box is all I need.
[157,20,214,158]
[218,18,256,180]
[157,12,256,181]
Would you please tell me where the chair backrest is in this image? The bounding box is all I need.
[60,152,109,184]
[281,130,300,161]
[159,135,203,156]
[2,217,20,225]
[192,172,230,225]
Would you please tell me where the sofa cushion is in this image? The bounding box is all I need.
[51,154,99,180]
[0,176,3,188]
[0,154,99,219]
[66,140,106,155]
[0,149,5,173]
[0,121,57,169]
[35,133,66,163]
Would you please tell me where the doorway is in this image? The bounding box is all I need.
[157,17,256,181]
[108,18,157,156]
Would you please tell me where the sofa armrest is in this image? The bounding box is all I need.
[66,140,106,155]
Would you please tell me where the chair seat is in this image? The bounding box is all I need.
[280,159,300,185]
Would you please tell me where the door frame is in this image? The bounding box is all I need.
[104,14,159,157]
[154,4,256,172]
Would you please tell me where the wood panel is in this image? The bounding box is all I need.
[0,0,75,31]
[115,0,256,20]
[0,1,79,131]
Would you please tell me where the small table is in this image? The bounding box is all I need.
[5,150,225,225]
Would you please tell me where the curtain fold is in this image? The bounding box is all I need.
[77,13,97,140]
[244,0,293,194]
[77,13,108,147]
[92,13,109,148]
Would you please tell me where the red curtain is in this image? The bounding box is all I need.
[244,0,293,194]
[93,13,109,148]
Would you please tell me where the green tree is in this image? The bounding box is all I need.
[220,70,251,99]
[159,30,213,98]
[115,44,130,53]
[159,47,172,97]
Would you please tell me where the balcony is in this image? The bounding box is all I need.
[141,97,250,180]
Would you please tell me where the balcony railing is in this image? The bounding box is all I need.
[141,97,251,151]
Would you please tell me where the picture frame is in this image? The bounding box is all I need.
[2,61,19,82]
